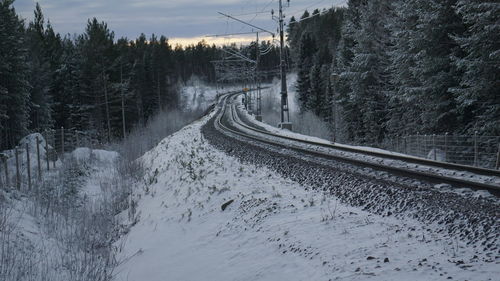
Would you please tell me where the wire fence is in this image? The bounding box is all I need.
[380,134,500,170]
[0,127,102,191]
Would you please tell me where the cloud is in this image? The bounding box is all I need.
[13,0,346,45]
[170,34,275,47]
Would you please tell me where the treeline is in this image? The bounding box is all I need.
[289,0,499,144]
[0,1,222,149]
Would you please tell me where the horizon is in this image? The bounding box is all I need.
[13,0,347,46]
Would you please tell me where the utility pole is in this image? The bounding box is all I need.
[278,0,292,130]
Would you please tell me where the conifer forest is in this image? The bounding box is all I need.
[1,0,499,150]
[1,1,499,281]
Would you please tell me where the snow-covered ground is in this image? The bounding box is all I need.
[180,76,241,112]
[115,110,497,281]
[71,147,119,198]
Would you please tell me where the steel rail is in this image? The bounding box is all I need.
[214,92,500,193]
[230,94,500,178]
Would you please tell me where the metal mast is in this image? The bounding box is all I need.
[255,32,262,121]
[278,0,291,130]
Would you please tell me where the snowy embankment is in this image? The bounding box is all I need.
[116,110,497,281]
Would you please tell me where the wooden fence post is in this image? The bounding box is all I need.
[15,147,20,190]
[36,136,42,181]
[0,158,2,188]
[26,143,31,190]
[496,143,500,170]
[0,155,3,188]
[61,126,65,160]
[432,134,436,161]
[444,133,448,163]
[474,131,478,167]
[52,132,56,169]
[3,156,8,188]
[45,133,50,171]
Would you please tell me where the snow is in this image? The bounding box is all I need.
[230,96,500,188]
[0,143,121,280]
[70,147,119,198]
[115,109,497,281]
[180,76,240,112]
[71,147,119,165]
[264,73,301,114]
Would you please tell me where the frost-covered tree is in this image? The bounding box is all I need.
[334,0,366,141]
[385,0,421,136]
[296,33,317,112]
[75,18,116,141]
[411,0,464,134]
[345,0,391,143]
[52,37,79,130]
[307,61,323,115]
[26,3,54,131]
[0,0,30,149]
[452,0,500,135]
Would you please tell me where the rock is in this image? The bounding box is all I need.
[384,257,390,263]
[221,199,234,211]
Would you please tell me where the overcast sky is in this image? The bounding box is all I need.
[13,0,346,45]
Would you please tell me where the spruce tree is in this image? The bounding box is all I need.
[411,0,464,134]
[345,0,391,143]
[385,0,421,136]
[307,61,323,115]
[334,0,366,142]
[452,0,500,135]
[296,33,317,112]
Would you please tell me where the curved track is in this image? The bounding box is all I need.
[214,92,500,194]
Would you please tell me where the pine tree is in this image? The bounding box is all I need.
[53,37,79,130]
[26,3,54,131]
[0,0,31,149]
[75,18,116,141]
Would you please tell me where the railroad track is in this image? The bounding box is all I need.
[214,92,500,194]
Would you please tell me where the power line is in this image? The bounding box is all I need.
[229,10,273,17]
[218,12,276,37]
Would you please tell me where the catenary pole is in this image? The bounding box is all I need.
[278,0,291,129]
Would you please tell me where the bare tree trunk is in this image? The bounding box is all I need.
[121,63,126,139]
[157,71,161,111]
[103,70,111,143]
